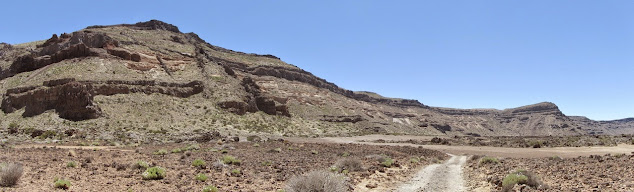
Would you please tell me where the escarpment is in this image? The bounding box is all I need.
[1,78,203,121]
[1,20,631,139]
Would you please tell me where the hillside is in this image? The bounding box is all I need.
[0,20,632,143]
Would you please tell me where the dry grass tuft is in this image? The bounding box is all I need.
[0,162,24,187]
[285,170,348,192]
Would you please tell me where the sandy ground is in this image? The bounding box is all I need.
[301,135,634,158]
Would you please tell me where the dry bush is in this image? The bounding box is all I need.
[334,158,364,172]
[285,170,348,192]
[0,162,24,187]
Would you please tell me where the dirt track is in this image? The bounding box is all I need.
[397,154,466,192]
[297,135,634,158]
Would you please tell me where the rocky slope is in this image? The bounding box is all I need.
[0,20,631,143]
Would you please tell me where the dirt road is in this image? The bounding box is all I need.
[294,135,634,158]
[398,154,467,192]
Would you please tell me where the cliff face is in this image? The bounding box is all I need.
[0,20,631,142]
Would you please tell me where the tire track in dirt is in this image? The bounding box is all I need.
[397,154,466,192]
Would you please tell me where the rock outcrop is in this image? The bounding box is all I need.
[218,77,291,117]
[2,78,203,121]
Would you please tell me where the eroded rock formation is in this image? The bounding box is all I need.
[2,78,203,121]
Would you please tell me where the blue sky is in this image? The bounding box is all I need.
[1,1,633,120]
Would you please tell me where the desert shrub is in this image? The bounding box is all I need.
[230,169,241,176]
[410,157,420,163]
[514,169,544,188]
[311,150,318,155]
[285,170,348,192]
[341,152,350,157]
[0,162,23,187]
[202,185,219,192]
[381,157,394,167]
[171,148,184,153]
[252,143,260,147]
[192,159,206,169]
[502,169,544,191]
[195,173,208,182]
[261,161,272,166]
[527,140,543,148]
[66,161,77,168]
[186,144,200,151]
[334,158,363,172]
[132,161,150,170]
[142,167,166,180]
[270,148,282,153]
[222,155,241,165]
[153,149,168,156]
[54,179,71,190]
[38,130,57,139]
[479,157,499,165]
[502,173,527,191]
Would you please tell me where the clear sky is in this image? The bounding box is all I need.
[1,1,633,120]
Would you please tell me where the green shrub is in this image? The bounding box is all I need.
[222,155,241,165]
[230,169,241,176]
[502,169,544,191]
[0,162,23,187]
[186,144,201,151]
[479,157,499,165]
[381,157,394,167]
[202,185,219,192]
[66,161,77,168]
[311,150,318,155]
[261,161,272,166]
[153,149,168,156]
[502,173,528,191]
[252,143,260,147]
[142,167,166,180]
[195,173,208,182]
[38,130,57,139]
[410,157,420,163]
[54,179,71,190]
[192,159,206,169]
[341,152,350,157]
[133,161,150,170]
[272,148,282,153]
[171,148,184,153]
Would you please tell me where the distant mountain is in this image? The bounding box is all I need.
[0,20,631,142]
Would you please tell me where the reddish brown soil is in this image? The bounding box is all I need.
[0,140,446,191]
[465,154,634,191]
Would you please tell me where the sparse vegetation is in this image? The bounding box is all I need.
[54,178,71,190]
[192,159,206,169]
[66,161,77,168]
[285,170,348,192]
[334,158,363,172]
[381,157,394,167]
[202,185,219,192]
[153,149,168,156]
[0,162,23,187]
[222,155,241,165]
[480,156,499,165]
[132,161,150,170]
[311,150,318,154]
[501,169,544,191]
[230,169,241,176]
[142,167,166,180]
[195,173,208,182]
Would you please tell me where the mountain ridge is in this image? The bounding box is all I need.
[0,20,632,143]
